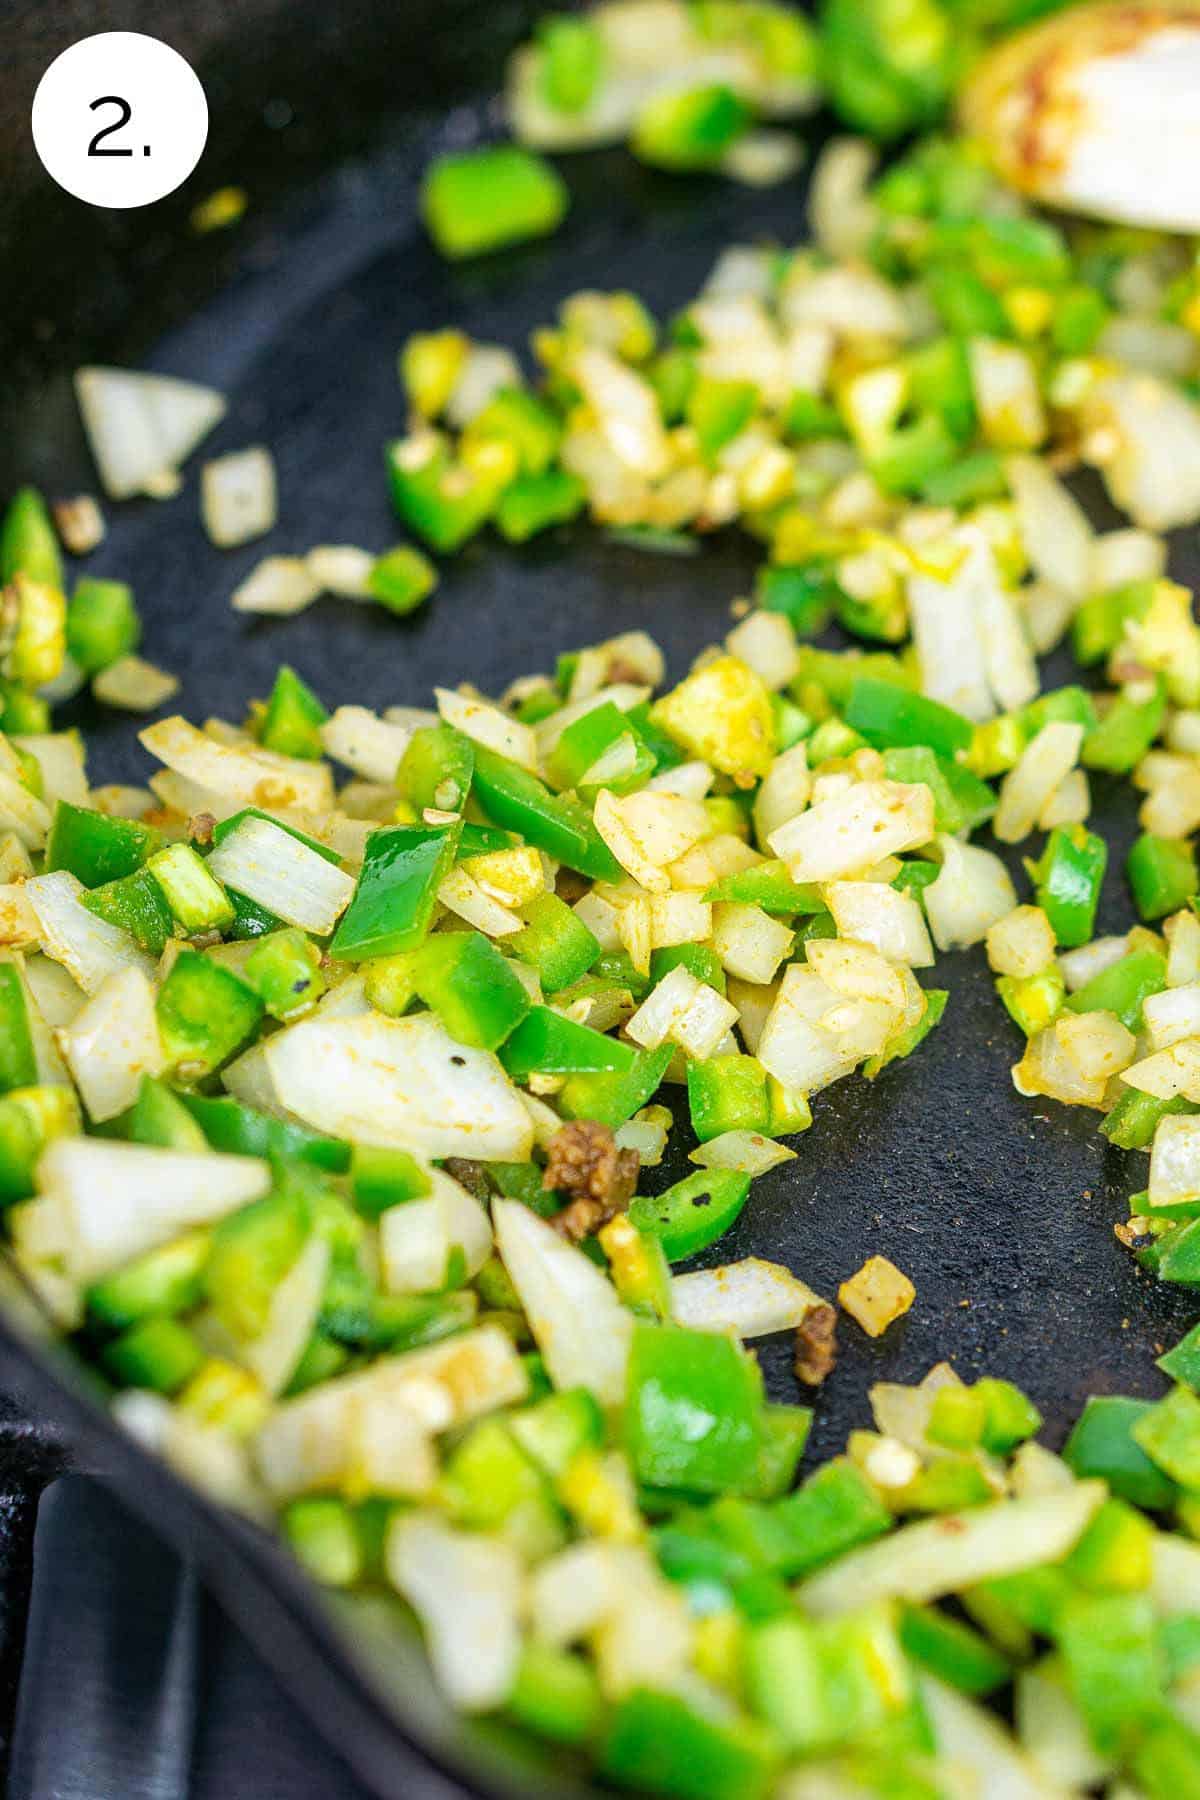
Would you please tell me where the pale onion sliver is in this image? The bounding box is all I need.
[207,815,355,934]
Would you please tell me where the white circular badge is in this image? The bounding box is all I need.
[32,32,208,209]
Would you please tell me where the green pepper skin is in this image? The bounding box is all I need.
[629,1169,751,1261]
[331,824,460,961]
[470,742,620,881]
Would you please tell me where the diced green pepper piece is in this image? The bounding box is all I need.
[1132,1385,1200,1489]
[815,0,953,140]
[1026,824,1107,949]
[559,1042,673,1128]
[241,928,325,1020]
[1104,1090,1195,1152]
[899,1604,1011,1696]
[495,470,586,543]
[397,725,474,815]
[1131,1712,1200,1799]
[1129,833,1198,922]
[631,84,751,171]
[386,435,501,552]
[1058,1591,1164,1756]
[156,950,263,1077]
[704,861,822,916]
[1053,285,1110,354]
[87,1229,211,1328]
[845,677,972,756]
[687,378,759,461]
[349,1145,430,1219]
[0,488,62,589]
[1072,581,1156,667]
[471,743,620,881]
[1065,947,1166,1033]
[601,1688,777,1800]
[546,702,654,797]
[1158,1320,1200,1391]
[1064,1395,1178,1511]
[687,1054,770,1142]
[629,1168,750,1262]
[1083,681,1167,774]
[259,665,328,760]
[1066,1496,1153,1592]
[368,545,437,616]
[66,577,140,674]
[507,1642,602,1746]
[500,1005,632,1078]
[180,1092,348,1171]
[82,867,174,956]
[121,1074,208,1150]
[756,564,836,637]
[412,930,531,1051]
[650,942,727,995]
[626,1321,766,1494]
[510,891,600,994]
[420,146,568,259]
[103,1315,204,1394]
[205,1186,311,1341]
[330,823,459,961]
[0,966,35,1096]
[920,448,1007,507]
[44,800,160,887]
[146,842,234,932]
[282,1497,365,1588]
[510,1387,604,1480]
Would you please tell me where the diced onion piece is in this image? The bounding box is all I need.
[1167,912,1200,987]
[1015,1660,1112,1791]
[1082,372,1200,531]
[306,545,375,599]
[724,611,800,691]
[710,902,794,984]
[493,1197,632,1406]
[58,967,164,1122]
[994,722,1084,843]
[1038,769,1090,832]
[1005,454,1093,600]
[320,707,412,784]
[438,866,522,937]
[925,838,1017,953]
[809,136,878,260]
[720,129,805,189]
[37,1138,269,1283]
[753,744,810,846]
[626,963,738,1062]
[985,905,1057,980]
[926,1676,1074,1800]
[1149,1114,1200,1211]
[1014,1023,1109,1108]
[52,495,105,556]
[689,1132,797,1175]
[23,954,85,1028]
[266,1012,534,1159]
[799,1482,1104,1615]
[387,1513,523,1712]
[74,366,226,499]
[140,716,334,813]
[435,688,537,772]
[825,882,934,969]
[1059,934,1129,992]
[968,339,1046,450]
[0,772,51,852]
[0,887,44,952]
[256,1327,525,1497]
[616,1105,671,1166]
[92,655,180,712]
[13,734,87,808]
[24,870,157,993]
[907,546,994,723]
[1055,1009,1136,1082]
[207,814,355,934]
[769,780,934,884]
[380,1169,493,1293]
[756,964,857,1094]
[200,446,277,548]
[1144,985,1200,1052]
[231,554,320,616]
[445,344,523,430]
[1121,1037,1200,1102]
[572,346,670,479]
[671,1257,822,1338]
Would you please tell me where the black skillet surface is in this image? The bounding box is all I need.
[2,0,1200,1793]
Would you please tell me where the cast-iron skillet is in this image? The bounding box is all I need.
[2,2,1198,1793]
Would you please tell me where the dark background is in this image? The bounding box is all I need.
[0,0,1198,1793]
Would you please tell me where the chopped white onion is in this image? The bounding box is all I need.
[493,1197,632,1406]
[24,869,156,993]
[74,366,226,499]
[387,1514,523,1712]
[671,1257,824,1337]
[57,967,164,1122]
[207,814,355,934]
[201,447,277,548]
[232,556,321,617]
[380,1169,493,1293]
[92,656,180,712]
